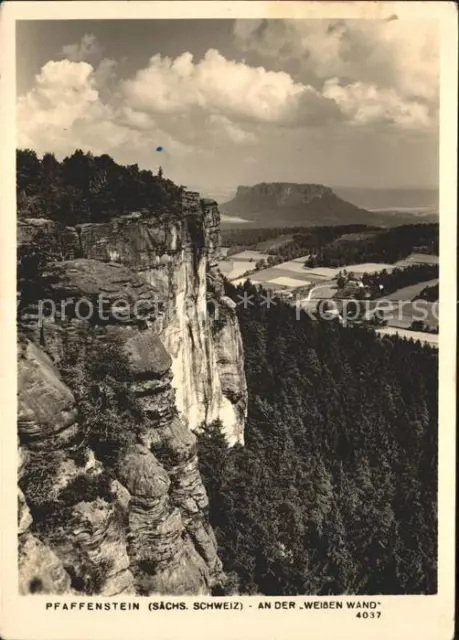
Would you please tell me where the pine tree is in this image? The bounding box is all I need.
[197,281,438,596]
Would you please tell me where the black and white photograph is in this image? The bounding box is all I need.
[0,2,456,639]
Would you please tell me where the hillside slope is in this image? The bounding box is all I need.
[221,183,437,228]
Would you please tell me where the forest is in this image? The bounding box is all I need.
[17,148,182,225]
[303,224,438,267]
[415,283,439,302]
[198,280,438,595]
[222,224,438,266]
[360,264,439,296]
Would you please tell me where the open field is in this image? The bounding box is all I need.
[268,276,312,289]
[219,261,252,280]
[272,261,313,275]
[387,301,438,330]
[247,266,313,283]
[291,256,312,263]
[328,231,381,244]
[363,299,438,330]
[280,260,397,278]
[341,263,397,275]
[221,250,402,286]
[384,279,439,302]
[228,250,272,261]
[220,252,440,333]
[218,250,273,280]
[395,253,439,267]
[255,235,296,252]
[302,266,339,279]
[309,284,338,299]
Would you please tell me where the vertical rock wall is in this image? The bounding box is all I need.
[17,192,246,595]
[72,193,246,444]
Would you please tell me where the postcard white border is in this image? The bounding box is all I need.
[0,3,456,640]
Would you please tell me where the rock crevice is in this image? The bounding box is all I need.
[17,191,245,595]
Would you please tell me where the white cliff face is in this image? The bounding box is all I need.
[153,247,244,445]
[17,192,247,596]
[18,193,247,446]
[17,258,225,595]
[212,297,247,445]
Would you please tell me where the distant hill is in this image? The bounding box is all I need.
[221,182,438,228]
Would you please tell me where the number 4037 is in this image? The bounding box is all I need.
[356,611,381,619]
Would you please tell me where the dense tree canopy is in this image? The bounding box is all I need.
[361,264,439,296]
[303,224,438,267]
[415,283,439,303]
[222,223,438,265]
[17,149,183,225]
[198,281,437,595]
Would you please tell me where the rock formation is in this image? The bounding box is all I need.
[17,192,246,595]
[19,191,246,442]
[220,181,377,227]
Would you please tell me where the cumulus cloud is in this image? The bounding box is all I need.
[17,58,200,160]
[93,57,118,87]
[323,79,431,129]
[18,60,99,141]
[234,18,439,126]
[234,19,438,97]
[17,24,438,168]
[61,33,103,62]
[17,60,132,156]
[121,49,339,128]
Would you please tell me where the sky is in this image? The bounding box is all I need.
[16,19,439,195]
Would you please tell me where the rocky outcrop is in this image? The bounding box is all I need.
[17,189,246,595]
[18,447,72,596]
[118,444,210,595]
[17,258,227,594]
[18,329,218,596]
[18,339,80,451]
[18,533,73,595]
[73,199,242,442]
[212,297,248,444]
[17,337,135,595]
[18,192,246,443]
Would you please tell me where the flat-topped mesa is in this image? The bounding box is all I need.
[235,182,334,203]
[222,181,370,227]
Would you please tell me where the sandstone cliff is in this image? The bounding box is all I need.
[221,181,376,228]
[17,192,246,595]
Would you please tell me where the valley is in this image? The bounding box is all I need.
[218,225,439,345]
[15,149,440,598]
